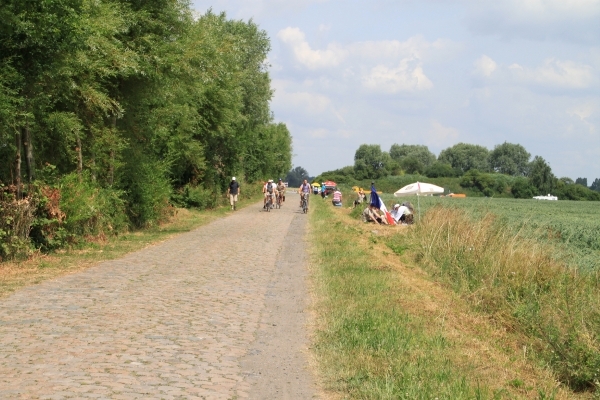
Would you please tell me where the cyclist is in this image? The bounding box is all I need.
[298,179,311,208]
[276,178,286,205]
[263,179,275,209]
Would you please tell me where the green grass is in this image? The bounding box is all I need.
[310,198,511,399]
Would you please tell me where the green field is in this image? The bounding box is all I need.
[372,194,600,270]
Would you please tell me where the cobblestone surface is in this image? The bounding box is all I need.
[0,201,317,399]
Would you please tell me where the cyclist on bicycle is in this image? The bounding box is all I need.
[298,179,311,207]
[276,178,286,204]
[263,179,275,209]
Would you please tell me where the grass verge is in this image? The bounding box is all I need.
[308,197,579,399]
[398,205,600,393]
[0,192,262,299]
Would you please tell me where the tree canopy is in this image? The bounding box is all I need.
[1,1,292,222]
[489,142,530,176]
[354,144,391,180]
[438,143,490,174]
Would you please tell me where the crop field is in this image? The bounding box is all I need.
[376,194,600,270]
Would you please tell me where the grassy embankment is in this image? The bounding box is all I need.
[0,188,263,299]
[309,193,596,399]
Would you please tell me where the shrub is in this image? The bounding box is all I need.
[121,157,172,228]
[510,177,535,198]
[425,161,456,178]
[181,184,217,209]
[0,187,37,260]
[59,172,128,239]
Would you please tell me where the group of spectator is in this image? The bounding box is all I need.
[329,186,414,225]
[361,202,414,225]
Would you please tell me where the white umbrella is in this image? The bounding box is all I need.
[393,182,444,221]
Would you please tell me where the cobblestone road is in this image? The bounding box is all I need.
[0,201,317,399]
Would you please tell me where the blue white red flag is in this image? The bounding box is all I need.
[370,184,395,224]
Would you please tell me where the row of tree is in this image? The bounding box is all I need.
[0,1,291,212]
[320,142,599,199]
[0,1,292,259]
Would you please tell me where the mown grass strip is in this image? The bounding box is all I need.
[0,193,262,298]
[309,198,496,399]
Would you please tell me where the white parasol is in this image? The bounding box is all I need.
[394,182,444,221]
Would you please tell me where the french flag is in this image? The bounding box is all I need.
[370,184,395,225]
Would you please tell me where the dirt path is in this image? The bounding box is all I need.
[0,200,318,399]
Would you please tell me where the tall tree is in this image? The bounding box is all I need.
[286,166,309,187]
[354,144,390,179]
[528,156,556,195]
[438,143,490,174]
[575,177,587,187]
[489,142,531,176]
[389,144,436,168]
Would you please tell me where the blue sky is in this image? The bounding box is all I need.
[191,0,600,181]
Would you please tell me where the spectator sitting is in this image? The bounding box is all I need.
[332,189,343,207]
[352,189,366,209]
[391,202,414,224]
[362,204,386,224]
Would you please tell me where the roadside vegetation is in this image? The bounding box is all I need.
[310,191,599,399]
[1,1,291,261]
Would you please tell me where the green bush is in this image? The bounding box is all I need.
[424,161,457,178]
[59,172,128,239]
[181,184,217,209]
[510,176,535,198]
[121,157,172,228]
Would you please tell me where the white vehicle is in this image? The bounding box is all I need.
[533,194,558,200]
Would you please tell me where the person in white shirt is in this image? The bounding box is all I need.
[391,202,414,224]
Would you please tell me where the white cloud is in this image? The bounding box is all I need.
[467,0,600,42]
[363,60,433,93]
[426,120,460,146]
[277,27,347,69]
[511,59,596,89]
[568,101,598,134]
[277,28,439,93]
[478,58,597,90]
[474,55,497,77]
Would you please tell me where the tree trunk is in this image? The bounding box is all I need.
[76,134,83,179]
[15,130,22,199]
[108,114,116,186]
[22,124,35,182]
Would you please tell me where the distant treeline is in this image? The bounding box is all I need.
[315,143,600,200]
[0,1,291,259]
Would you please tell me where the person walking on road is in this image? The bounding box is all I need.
[227,177,240,211]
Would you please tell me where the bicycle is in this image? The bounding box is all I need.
[301,193,309,214]
[265,193,274,212]
[276,191,283,209]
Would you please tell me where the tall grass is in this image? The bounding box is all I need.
[403,205,600,391]
[310,199,498,399]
